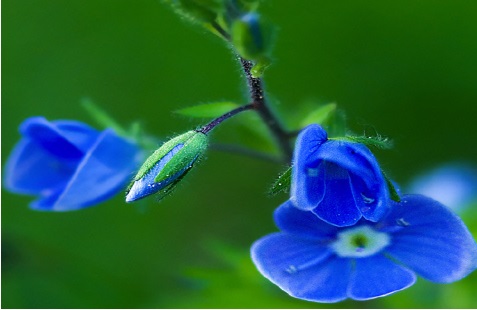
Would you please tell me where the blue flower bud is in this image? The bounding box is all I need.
[126,130,208,202]
[232,12,268,60]
[291,124,390,227]
[4,117,143,211]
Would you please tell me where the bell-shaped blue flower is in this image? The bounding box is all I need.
[4,117,143,211]
[291,124,390,227]
[251,195,477,303]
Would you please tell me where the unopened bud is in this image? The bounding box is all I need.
[126,130,208,202]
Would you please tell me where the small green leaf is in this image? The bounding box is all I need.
[382,170,401,202]
[299,102,337,127]
[251,57,271,78]
[166,0,223,24]
[269,166,292,196]
[332,135,393,150]
[327,109,347,137]
[81,98,128,136]
[175,102,239,118]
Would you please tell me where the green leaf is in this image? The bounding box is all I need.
[80,98,128,137]
[251,57,271,78]
[332,134,393,150]
[299,102,337,127]
[382,170,401,202]
[166,0,223,24]
[327,108,347,137]
[175,102,239,118]
[269,166,292,196]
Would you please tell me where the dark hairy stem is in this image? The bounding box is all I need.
[198,103,255,134]
[239,57,293,162]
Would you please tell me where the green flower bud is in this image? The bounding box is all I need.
[126,130,208,202]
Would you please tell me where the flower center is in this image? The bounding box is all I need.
[331,225,390,258]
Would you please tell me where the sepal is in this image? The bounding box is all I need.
[332,135,393,150]
[269,166,292,196]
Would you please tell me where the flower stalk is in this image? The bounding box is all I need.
[198,103,255,134]
[239,57,293,162]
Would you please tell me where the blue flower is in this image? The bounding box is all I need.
[409,162,477,211]
[4,117,143,211]
[291,124,390,227]
[251,195,477,303]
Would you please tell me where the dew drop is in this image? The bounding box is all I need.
[286,265,297,274]
[396,218,410,227]
[361,206,371,213]
[361,193,375,204]
[307,168,319,177]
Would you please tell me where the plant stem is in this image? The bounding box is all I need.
[239,57,293,162]
[198,103,254,134]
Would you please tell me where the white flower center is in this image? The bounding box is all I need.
[331,225,390,258]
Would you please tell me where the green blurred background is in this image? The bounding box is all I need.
[3,0,477,308]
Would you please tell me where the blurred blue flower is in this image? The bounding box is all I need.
[4,117,143,211]
[291,124,389,227]
[408,163,477,211]
[252,195,477,303]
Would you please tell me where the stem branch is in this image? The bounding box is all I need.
[198,103,254,134]
[239,57,293,162]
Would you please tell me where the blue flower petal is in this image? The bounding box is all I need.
[384,194,477,283]
[274,200,339,240]
[251,233,351,303]
[4,138,77,195]
[54,120,101,153]
[348,254,416,300]
[311,162,362,226]
[30,188,64,210]
[317,141,389,221]
[349,172,390,222]
[291,124,328,211]
[315,141,381,184]
[291,124,389,225]
[19,117,99,160]
[31,129,141,211]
